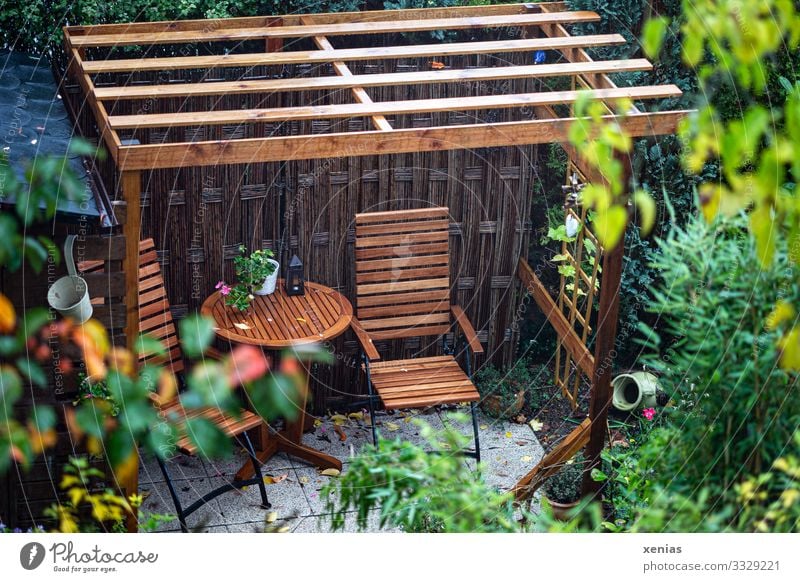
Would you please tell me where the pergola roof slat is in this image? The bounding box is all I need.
[81,34,627,73]
[93,59,653,101]
[114,110,689,170]
[70,11,601,47]
[108,85,682,129]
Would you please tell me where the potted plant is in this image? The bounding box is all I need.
[542,454,584,520]
[217,246,279,311]
[234,246,279,296]
[474,361,532,419]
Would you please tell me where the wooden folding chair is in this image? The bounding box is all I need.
[138,239,271,532]
[351,208,483,461]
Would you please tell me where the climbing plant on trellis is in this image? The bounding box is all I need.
[552,161,603,409]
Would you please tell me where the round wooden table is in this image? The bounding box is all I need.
[201,280,352,475]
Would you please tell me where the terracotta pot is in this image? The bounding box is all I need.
[482,390,525,418]
[543,495,580,521]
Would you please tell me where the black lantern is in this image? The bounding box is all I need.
[285,254,305,296]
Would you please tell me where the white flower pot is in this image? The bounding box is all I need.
[253,259,280,295]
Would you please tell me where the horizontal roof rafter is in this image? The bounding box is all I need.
[93,58,653,101]
[81,34,627,73]
[115,110,690,170]
[108,85,682,129]
[70,11,601,47]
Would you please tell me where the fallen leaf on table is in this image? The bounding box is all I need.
[385,421,400,432]
[505,431,513,438]
[299,476,310,484]
[313,419,322,428]
[320,468,341,477]
[234,322,251,330]
[348,411,363,420]
[335,425,347,442]
[529,418,544,432]
[266,511,278,523]
[514,414,527,424]
[296,317,307,323]
[330,414,348,426]
[479,424,488,430]
[277,526,290,533]
[263,473,289,485]
[522,455,533,463]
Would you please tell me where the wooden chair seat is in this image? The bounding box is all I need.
[368,355,479,410]
[156,398,265,455]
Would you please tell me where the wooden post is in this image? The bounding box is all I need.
[581,153,630,498]
[120,170,141,531]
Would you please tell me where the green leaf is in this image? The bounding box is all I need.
[184,416,231,458]
[179,314,215,359]
[633,190,656,235]
[0,366,22,420]
[247,374,300,423]
[591,206,628,250]
[749,205,776,265]
[591,468,608,482]
[135,334,167,359]
[15,357,47,387]
[642,17,669,60]
[32,405,56,432]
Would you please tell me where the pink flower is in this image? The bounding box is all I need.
[642,407,656,421]
[216,281,232,295]
[215,280,225,289]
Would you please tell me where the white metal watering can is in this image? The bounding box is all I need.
[47,235,93,324]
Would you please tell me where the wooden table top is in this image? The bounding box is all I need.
[200,280,353,348]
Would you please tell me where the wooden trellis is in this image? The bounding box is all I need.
[554,162,602,408]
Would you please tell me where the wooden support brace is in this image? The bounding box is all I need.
[512,418,591,500]
[301,16,392,132]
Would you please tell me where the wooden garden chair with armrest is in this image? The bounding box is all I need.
[89,239,272,532]
[351,208,483,462]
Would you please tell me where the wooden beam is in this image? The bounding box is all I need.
[536,3,641,113]
[517,258,595,378]
[93,59,653,101]
[81,34,628,73]
[64,3,537,37]
[118,171,141,532]
[302,17,392,132]
[63,42,120,162]
[108,85,681,129]
[512,418,591,500]
[581,153,629,499]
[115,110,688,170]
[69,11,602,47]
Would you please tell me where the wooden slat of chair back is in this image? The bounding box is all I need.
[355,207,451,340]
[138,239,184,374]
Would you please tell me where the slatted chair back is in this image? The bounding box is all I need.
[138,239,184,374]
[354,207,451,341]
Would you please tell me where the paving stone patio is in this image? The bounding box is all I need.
[138,407,544,533]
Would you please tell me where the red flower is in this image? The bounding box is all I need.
[642,407,656,421]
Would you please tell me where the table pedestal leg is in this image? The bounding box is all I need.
[235,362,342,481]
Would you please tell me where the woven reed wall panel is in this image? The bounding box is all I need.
[67,50,540,412]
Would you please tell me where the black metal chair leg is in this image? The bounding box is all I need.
[156,456,189,533]
[470,402,481,464]
[242,432,270,509]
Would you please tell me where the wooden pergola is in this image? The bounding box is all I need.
[62,2,689,506]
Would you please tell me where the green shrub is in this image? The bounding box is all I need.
[543,453,584,504]
[323,415,527,532]
[630,212,800,531]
